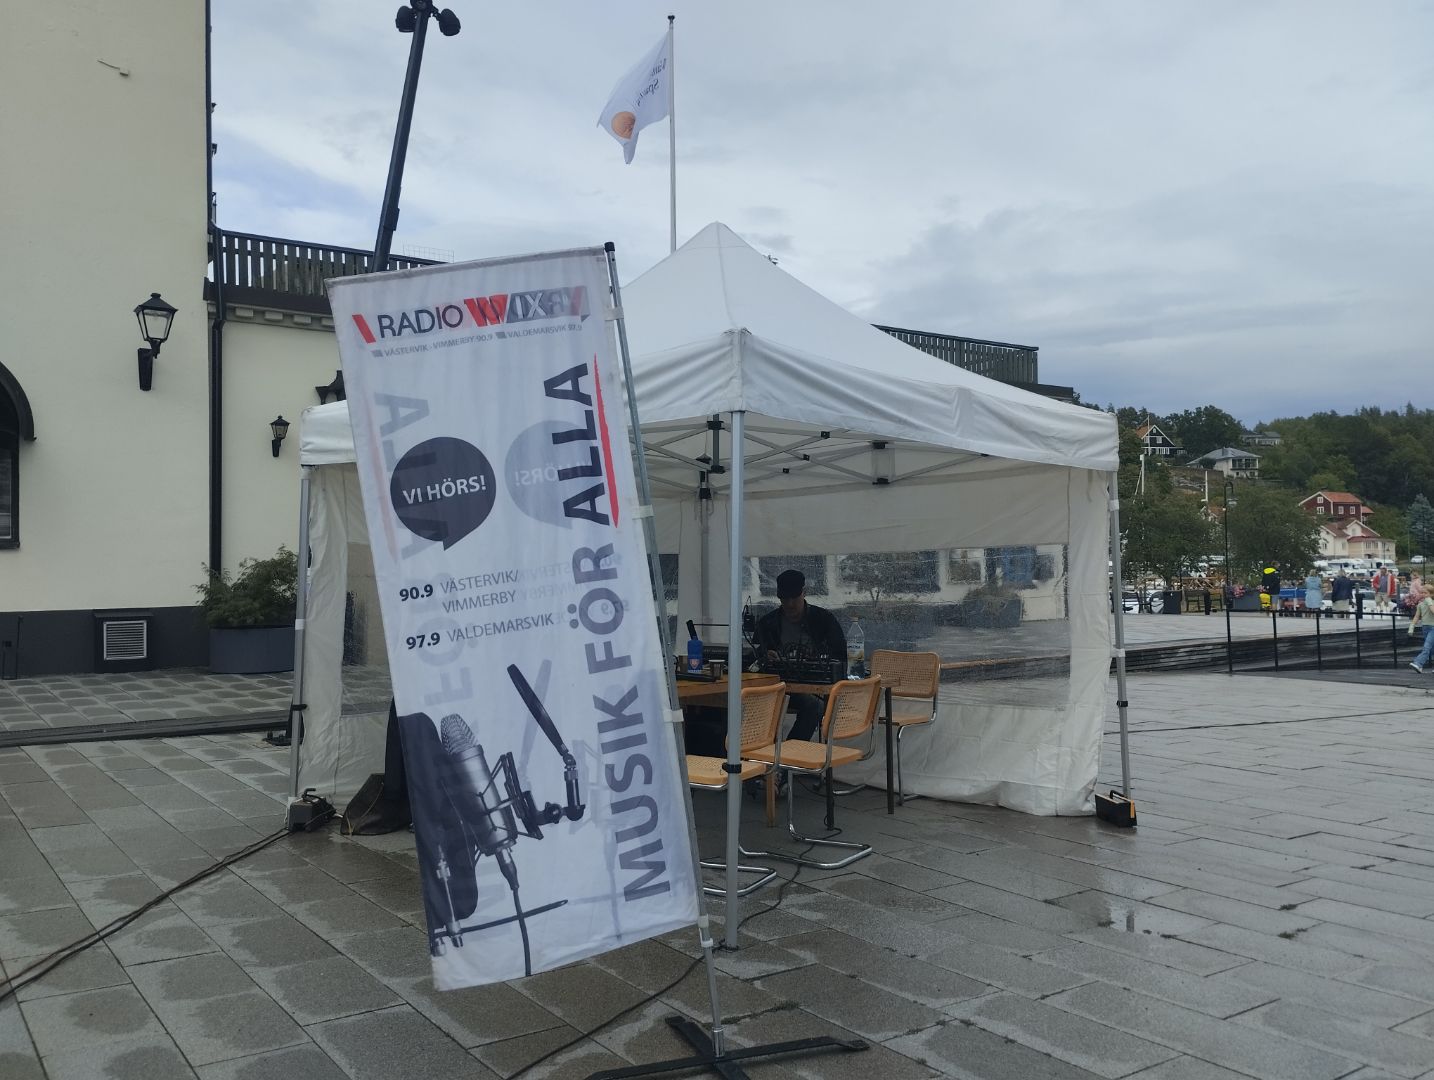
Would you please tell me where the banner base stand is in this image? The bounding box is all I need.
[587,1014,867,1079]
[1095,789,1137,828]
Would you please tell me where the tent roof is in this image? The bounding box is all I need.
[302,223,1117,476]
[622,223,1116,473]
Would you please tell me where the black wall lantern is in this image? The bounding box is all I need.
[270,415,290,457]
[315,369,346,404]
[134,292,177,391]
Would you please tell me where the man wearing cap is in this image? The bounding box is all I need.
[755,569,847,742]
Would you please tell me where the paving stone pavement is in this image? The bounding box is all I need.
[1,611,1414,737]
[0,666,396,736]
[0,669,1431,1078]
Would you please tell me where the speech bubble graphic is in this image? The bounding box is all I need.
[505,420,579,529]
[389,437,496,549]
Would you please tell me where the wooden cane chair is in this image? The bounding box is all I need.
[741,677,881,869]
[870,650,940,805]
[685,681,787,896]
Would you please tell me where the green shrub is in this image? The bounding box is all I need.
[196,547,298,629]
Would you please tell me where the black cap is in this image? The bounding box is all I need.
[775,569,805,599]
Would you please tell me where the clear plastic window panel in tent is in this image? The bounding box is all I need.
[747,546,1071,711]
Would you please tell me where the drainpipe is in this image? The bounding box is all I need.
[205,0,223,574]
[208,224,225,575]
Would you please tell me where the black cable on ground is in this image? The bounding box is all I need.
[4,789,828,1076]
[509,821,830,1079]
[0,806,333,1005]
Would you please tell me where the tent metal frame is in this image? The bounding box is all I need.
[604,246,866,1076]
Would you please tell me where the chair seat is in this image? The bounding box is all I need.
[745,742,864,771]
[881,713,934,728]
[687,755,767,787]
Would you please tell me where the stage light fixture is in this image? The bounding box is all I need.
[315,369,345,405]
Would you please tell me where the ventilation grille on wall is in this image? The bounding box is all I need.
[102,620,148,661]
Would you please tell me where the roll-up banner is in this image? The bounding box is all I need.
[328,249,698,989]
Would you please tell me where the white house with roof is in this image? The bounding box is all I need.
[1299,490,1393,564]
[1189,447,1261,479]
[1317,518,1396,564]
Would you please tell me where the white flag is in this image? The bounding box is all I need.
[597,33,671,164]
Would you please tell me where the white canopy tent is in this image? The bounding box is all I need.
[289,223,1130,942]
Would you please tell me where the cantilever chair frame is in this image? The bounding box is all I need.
[870,649,941,805]
[741,676,882,870]
[686,681,787,897]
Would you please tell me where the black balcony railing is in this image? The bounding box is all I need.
[208,230,442,316]
[874,325,1040,385]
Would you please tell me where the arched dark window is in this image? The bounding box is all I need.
[0,395,17,547]
[0,361,35,549]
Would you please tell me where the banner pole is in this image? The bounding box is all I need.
[604,243,727,1055]
[667,14,676,254]
[722,411,745,949]
[1108,476,1133,802]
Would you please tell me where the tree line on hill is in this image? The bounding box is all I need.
[1106,403,1434,584]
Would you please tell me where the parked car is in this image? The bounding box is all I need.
[1412,555,1426,564]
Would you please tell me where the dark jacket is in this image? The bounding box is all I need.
[755,602,846,661]
[1331,575,1355,602]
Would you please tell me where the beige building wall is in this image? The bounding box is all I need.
[0,1,210,611]
[219,316,343,569]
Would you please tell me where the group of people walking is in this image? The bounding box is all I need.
[1293,566,1434,675]
[1288,566,1424,616]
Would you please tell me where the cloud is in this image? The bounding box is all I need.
[210,1,1434,417]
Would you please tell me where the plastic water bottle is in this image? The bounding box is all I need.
[846,618,865,677]
[686,620,704,674]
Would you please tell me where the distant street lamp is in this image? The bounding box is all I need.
[1223,478,1236,674]
[372,1,461,272]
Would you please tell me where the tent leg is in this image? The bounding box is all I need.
[1106,474,1133,806]
[606,244,728,1056]
[287,468,312,805]
[723,410,746,950]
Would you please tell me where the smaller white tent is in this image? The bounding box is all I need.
[292,224,1126,820]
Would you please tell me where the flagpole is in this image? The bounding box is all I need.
[667,13,676,253]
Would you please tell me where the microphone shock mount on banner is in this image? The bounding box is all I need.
[410,663,586,976]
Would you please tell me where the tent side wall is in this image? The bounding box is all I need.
[295,461,388,802]
[657,459,1110,815]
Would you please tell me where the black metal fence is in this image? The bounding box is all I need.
[1229,600,1423,674]
[210,230,440,306]
[873,326,1039,385]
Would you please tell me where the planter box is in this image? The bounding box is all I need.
[959,597,1022,629]
[209,626,295,674]
[859,612,938,652]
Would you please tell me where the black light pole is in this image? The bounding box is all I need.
[1223,479,1235,674]
[372,2,460,272]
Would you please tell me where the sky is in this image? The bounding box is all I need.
[210,1,1434,423]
